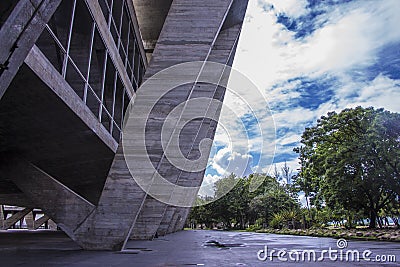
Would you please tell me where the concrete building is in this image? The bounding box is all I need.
[0,0,248,250]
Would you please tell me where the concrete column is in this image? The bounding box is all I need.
[0,158,95,237]
[25,211,35,230]
[129,0,234,241]
[170,207,191,233]
[48,219,57,230]
[0,205,4,229]
[34,215,50,230]
[72,145,149,250]
[156,205,176,236]
[1,207,33,230]
[159,3,247,236]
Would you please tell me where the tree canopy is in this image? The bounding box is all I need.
[294,107,400,228]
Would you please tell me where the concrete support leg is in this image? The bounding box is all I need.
[71,146,148,250]
[129,0,234,241]
[173,207,191,233]
[34,215,50,230]
[0,0,248,251]
[159,8,247,236]
[0,158,95,237]
[1,207,32,230]
[157,206,176,236]
[0,205,4,229]
[25,211,35,230]
[48,219,57,230]
[166,210,182,234]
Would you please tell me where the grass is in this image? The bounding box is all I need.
[253,227,400,242]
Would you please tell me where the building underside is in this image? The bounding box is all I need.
[0,0,248,250]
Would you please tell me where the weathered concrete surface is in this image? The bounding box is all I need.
[25,211,34,230]
[34,215,50,230]
[0,193,34,207]
[1,207,32,230]
[0,159,95,235]
[157,2,247,237]
[0,0,249,251]
[71,0,238,247]
[0,230,399,266]
[0,0,62,100]
[132,0,172,59]
[0,63,116,204]
[160,23,245,237]
[71,145,149,250]
[130,0,247,241]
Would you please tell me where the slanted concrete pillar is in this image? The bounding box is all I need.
[130,0,235,241]
[48,219,57,230]
[0,0,248,251]
[158,1,248,236]
[0,158,95,237]
[1,207,32,230]
[172,207,191,233]
[34,215,50,230]
[157,206,176,236]
[71,146,149,250]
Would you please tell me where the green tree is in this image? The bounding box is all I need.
[211,174,251,229]
[294,107,400,228]
[249,176,299,226]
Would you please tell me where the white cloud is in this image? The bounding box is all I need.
[277,134,300,146]
[261,0,309,18]
[354,74,400,112]
[198,174,222,197]
[210,147,253,177]
[203,0,400,195]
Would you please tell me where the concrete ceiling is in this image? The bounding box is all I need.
[132,0,173,53]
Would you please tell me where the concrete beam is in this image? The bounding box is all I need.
[34,215,50,230]
[132,0,172,57]
[85,0,136,99]
[24,45,118,153]
[0,0,62,100]
[0,193,35,207]
[1,207,32,230]
[0,158,95,237]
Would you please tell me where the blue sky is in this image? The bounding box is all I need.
[199,0,400,196]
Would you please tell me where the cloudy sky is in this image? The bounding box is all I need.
[199,0,400,196]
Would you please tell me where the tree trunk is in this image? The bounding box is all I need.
[369,210,377,228]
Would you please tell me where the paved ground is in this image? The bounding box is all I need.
[0,229,399,266]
